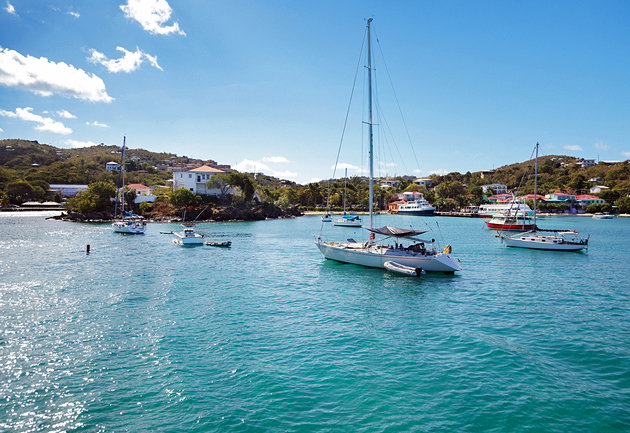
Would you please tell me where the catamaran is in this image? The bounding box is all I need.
[501,143,589,251]
[112,137,146,234]
[315,19,462,273]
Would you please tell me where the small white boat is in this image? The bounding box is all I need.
[384,261,425,277]
[321,213,332,222]
[332,215,362,227]
[173,224,204,245]
[112,137,147,234]
[113,216,147,234]
[593,213,614,219]
[503,230,589,251]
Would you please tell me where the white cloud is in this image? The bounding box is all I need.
[234,158,270,173]
[88,46,163,73]
[262,156,290,163]
[0,127,3,132]
[234,158,297,180]
[428,168,448,175]
[333,162,360,171]
[86,120,109,128]
[308,177,322,183]
[622,151,630,158]
[120,0,185,36]
[67,10,80,18]
[0,107,72,134]
[66,139,99,148]
[379,161,397,167]
[56,109,76,119]
[5,1,16,15]
[594,141,609,151]
[0,48,113,102]
[563,145,582,151]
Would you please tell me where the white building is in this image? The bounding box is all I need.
[397,191,425,201]
[578,159,596,168]
[105,161,120,172]
[413,178,432,187]
[128,183,157,203]
[590,185,610,194]
[172,165,226,195]
[49,184,89,197]
[481,184,508,194]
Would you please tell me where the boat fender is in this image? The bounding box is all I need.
[443,245,452,254]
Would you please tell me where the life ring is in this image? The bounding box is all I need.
[443,245,452,254]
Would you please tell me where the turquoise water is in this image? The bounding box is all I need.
[1,212,629,432]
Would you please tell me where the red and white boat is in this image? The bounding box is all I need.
[478,199,533,218]
[485,213,535,231]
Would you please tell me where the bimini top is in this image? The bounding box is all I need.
[341,215,360,221]
[367,226,428,238]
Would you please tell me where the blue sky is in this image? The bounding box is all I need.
[1,0,629,184]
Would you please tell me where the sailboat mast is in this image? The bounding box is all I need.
[367,18,374,231]
[343,167,347,215]
[533,142,538,230]
[121,136,126,214]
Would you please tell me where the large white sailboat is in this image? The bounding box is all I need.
[501,143,588,251]
[315,19,462,273]
[112,137,147,234]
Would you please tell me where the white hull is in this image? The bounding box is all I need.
[316,241,462,272]
[173,236,204,245]
[332,220,362,227]
[113,220,146,234]
[503,235,587,251]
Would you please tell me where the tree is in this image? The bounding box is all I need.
[66,181,115,213]
[170,188,200,207]
[206,174,232,200]
[6,180,34,204]
[614,196,630,214]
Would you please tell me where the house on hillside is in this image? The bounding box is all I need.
[49,184,89,197]
[545,192,576,202]
[172,165,226,195]
[577,159,596,168]
[127,183,156,203]
[413,178,432,187]
[590,185,609,194]
[379,178,399,189]
[105,161,120,172]
[576,195,605,206]
[481,184,507,194]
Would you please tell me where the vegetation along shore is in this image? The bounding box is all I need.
[2,138,630,219]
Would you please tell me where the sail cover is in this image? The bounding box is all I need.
[366,226,428,238]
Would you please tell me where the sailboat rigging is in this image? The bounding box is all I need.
[315,19,462,273]
[112,136,147,234]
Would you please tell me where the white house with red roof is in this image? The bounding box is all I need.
[127,183,156,203]
[172,165,226,195]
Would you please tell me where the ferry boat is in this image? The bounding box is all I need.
[396,195,435,216]
[478,199,533,218]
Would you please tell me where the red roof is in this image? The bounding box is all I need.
[190,165,225,173]
[519,194,545,200]
[127,183,150,190]
[576,194,602,200]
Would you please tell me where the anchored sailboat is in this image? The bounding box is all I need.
[333,168,361,227]
[501,143,589,251]
[315,19,462,273]
[113,137,146,234]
